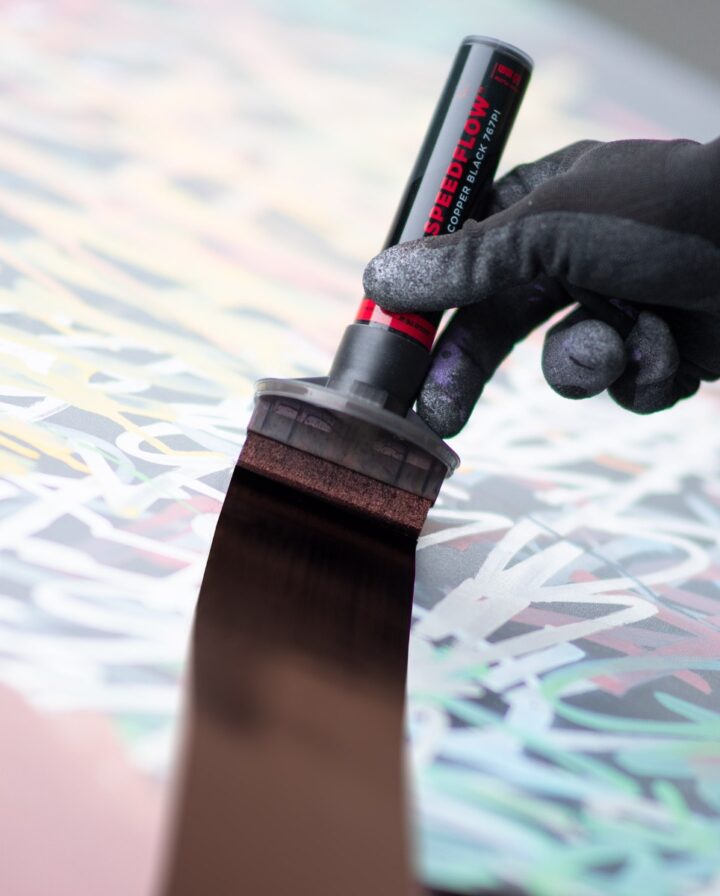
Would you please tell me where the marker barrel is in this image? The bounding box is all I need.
[328,36,532,413]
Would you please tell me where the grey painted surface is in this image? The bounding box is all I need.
[567,0,720,85]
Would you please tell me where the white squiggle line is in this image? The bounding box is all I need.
[428,508,515,522]
[17,536,194,591]
[434,480,470,501]
[538,732,706,751]
[0,629,185,664]
[0,475,103,549]
[482,642,585,691]
[415,790,556,864]
[406,703,448,771]
[115,422,230,469]
[547,511,710,588]
[0,337,55,373]
[417,515,512,550]
[477,601,654,664]
[416,517,660,653]
[505,683,554,733]
[73,443,205,517]
[33,579,194,639]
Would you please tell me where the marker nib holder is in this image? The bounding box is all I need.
[246,377,459,504]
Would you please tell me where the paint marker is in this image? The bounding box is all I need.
[331,37,532,410]
[243,37,533,532]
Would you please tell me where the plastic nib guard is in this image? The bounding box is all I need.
[239,378,459,533]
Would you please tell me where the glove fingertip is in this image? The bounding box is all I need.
[608,311,685,413]
[416,338,482,437]
[609,376,699,414]
[362,240,425,307]
[542,318,627,399]
[417,380,470,439]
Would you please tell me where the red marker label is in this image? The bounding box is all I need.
[355,298,436,350]
[354,46,529,351]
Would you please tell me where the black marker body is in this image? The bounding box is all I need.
[329,37,532,412]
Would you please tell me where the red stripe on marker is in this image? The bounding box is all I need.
[355,298,437,350]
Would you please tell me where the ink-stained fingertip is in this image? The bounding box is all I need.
[417,380,469,439]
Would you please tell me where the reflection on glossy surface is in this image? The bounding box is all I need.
[161,467,419,896]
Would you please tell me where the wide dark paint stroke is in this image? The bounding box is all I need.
[160,466,420,896]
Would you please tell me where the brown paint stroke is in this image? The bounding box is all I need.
[160,466,423,896]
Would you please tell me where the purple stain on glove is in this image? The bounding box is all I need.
[428,342,464,389]
[418,337,481,438]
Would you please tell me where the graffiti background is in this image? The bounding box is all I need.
[0,1,719,894]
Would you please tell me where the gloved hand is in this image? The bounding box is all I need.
[363,138,720,437]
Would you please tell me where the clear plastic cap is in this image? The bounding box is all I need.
[247,377,459,502]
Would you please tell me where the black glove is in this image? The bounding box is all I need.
[363,138,720,437]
